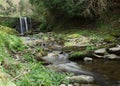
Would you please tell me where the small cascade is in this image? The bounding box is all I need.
[24,17,28,32]
[19,17,24,35]
[19,17,31,35]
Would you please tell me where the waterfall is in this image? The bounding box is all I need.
[19,17,30,35]
[19,17,24,35]
[24,17,28,32]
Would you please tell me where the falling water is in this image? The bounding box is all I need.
[24,17,28,32]
[19,17,24,35]
[19,17,30,35]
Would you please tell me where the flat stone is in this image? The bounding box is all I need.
[60,84,66,86]
[66,75,94,83]
[84,57,93,62]
[94,48,106,55]
[108,47,120,55]
[104,54,120,60]
[68,84,73,86]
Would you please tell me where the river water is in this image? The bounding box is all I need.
[78,59,120,81]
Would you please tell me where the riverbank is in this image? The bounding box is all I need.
[0,24,120,86]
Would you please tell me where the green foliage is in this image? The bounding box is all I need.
[43,0,85,17]
[0,66,16,86]
[0,25,17,35]
[29,0,109,19]
[16,62,69,86]
[23,53,35,62]
[70,51,85,58]
[29,0,48,20]
[0,0,16,16]
[0,18,16,27]
[86,45,97,51]
[0,26,24,61]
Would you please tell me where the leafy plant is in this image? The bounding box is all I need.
[86,45,97,51]
[29,0,109,18]
[0,26,24,61]
[16,62,69,86]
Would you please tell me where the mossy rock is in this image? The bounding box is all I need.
[34,51,47,61]
[0,25,17,35]
[69,51,93,61]
[104,36,117,43]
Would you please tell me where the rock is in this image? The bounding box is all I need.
[73,83,79,86]
[66,75,94,83]
[93,54,104,58]
[43,53,59,63]
[43,52,69,64]
[68,84,73,86]
[60,84,66,86]
[35,52,42,58]
[108,47,120,55]
[104,54,120,60]
[94,48,106,56]
[84,57,93,62]
[22,37,43,46]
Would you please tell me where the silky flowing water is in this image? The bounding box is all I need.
[78,59,120,81]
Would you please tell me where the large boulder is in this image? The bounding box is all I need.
[94,48,107,58]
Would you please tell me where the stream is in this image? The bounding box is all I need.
[78,59,120,81]
[22,34,120,86]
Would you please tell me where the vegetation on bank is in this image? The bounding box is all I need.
[0,26,69,86]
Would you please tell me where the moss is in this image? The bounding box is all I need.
[0,29,24,62]
[104,36,117,43]
[69,50,93,59]
[67,34,80,38]
[70,51,85,58]
[0,25,17,35]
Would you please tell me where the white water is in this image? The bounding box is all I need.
[19,17,24,35]
[19,17,29,34]
[24,17,28,32]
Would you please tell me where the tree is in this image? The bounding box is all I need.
[29,0,109,18]
[0,0,16,16]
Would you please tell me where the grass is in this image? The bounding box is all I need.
[54,24,120,46]
[15,62,69,86]
[0,25,23,61]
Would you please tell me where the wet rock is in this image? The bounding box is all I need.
[94,48,106,56]
[84,57,93,62]
[104,54,120,60]
[69,51,93,61]
[66,75,94,83]
[68,84,73,86]
[93,54,104,58]
[43,52,69,64]
[73,83,79,86]
[60,84,66,86]
[22,37,43,46]
[108,47,120,55]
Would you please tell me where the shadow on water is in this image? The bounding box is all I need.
[77,59,120,86]
[78,59,120,81]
